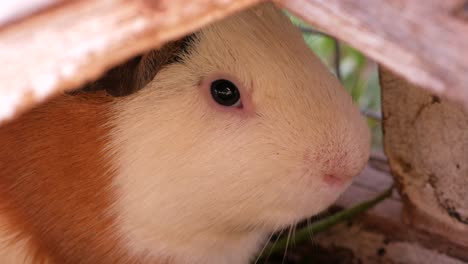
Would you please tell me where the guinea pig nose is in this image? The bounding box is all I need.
[323,174,343,186]
[319,152,356,185]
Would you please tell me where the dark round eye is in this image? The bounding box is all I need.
[210,79,241,107]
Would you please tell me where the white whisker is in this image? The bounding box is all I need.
[262,229,285,264]
[282,226,293,264]
[254,232,275,264]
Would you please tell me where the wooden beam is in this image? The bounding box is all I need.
[3,0,468,125]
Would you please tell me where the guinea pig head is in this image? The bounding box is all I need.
[102,2,370,263]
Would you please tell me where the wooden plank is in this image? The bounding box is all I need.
[3,0,468,124]
[275,0,468,109]
[0,0,264,124]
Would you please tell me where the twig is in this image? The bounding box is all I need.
[333,37,342,81]
[261,185,394,256]
[297,26,330,37]
[361,109,382,121]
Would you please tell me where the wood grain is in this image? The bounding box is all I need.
[2,0,468,123]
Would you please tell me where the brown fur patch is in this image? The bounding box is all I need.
[0,34,198,264]
[0,92,132,263]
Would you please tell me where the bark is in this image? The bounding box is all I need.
[381,66,468,250]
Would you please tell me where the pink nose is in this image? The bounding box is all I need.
[303,148,359,186]
[316,152,357,186]
[322,174,343,186]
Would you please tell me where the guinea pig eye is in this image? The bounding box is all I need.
[210,79,241,107]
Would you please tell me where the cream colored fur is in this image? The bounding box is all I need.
[110,3,370,264]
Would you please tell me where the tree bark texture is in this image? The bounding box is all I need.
[381,66,468,249]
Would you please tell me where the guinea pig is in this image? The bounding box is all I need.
[0,2,370,264]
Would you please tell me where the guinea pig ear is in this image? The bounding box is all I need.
[80,36,194,97]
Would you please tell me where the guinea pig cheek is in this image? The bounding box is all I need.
[199,72,255,116]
